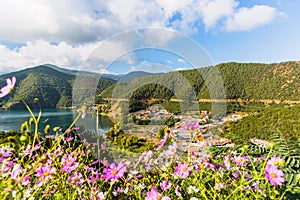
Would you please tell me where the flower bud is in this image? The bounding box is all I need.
[268,142,275,148]
[44,125,50,134]
[29,117,34,125]
[19,135,28,143]
[20,121,28,132]
[34,98,39,103]
[53,127,60,132]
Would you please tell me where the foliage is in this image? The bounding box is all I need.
[0,65,114,109]
[210,132,300,199]
[1,72,300,199]
[105,125,154,153]
[222,105,300,144]
[101,61,300,113]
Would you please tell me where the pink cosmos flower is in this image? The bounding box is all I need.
[65,129,71,134]
[175,185,182,198]
[101,144,106,151]
[136,173,142,178]
[88,171,100,184]
[102,161,127,181]
[232,171,239,180]
[0,159,14,176]
[146,187,171,200]
[35,164,56,185]
[101,159,109,167]
[264,165,285,186]
[174,162,190,179]
[267,157,285,168]
[157,134,169,150]
[22,176,31,186]
[65,136,74,142]
[72,127,80,131]
[233,156,250,167]
[11,164,23,182]
[224,155,230,170]
[61,153,79,174]
[182,122,199,131]
[77,108,86,119]
[91,160,99,165]
[90,190,106,200]
[0,146,14,157]
[142,150,153,163]
[45,135,55,139]
[166,142,177,157]
[0,76,16,98]
[214,183,225,191]
[69,171,84,186]
[160,177,172,191]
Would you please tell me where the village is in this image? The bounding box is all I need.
[125,105,243,153]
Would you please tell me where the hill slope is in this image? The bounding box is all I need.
[221,105,300,145]
[101,61,300,101]
[0,65,114,109]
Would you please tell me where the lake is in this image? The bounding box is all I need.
[0,109,113,133]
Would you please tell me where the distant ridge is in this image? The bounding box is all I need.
[101,61,300,101]
[0,64,163,109]
[0,65,114,109]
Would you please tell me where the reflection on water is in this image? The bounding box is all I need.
[0,109,113,133]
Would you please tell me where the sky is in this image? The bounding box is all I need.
[0,0,299,74]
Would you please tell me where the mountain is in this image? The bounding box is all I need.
[44,64,121,81]
[117,71,159,82]
[0,65,114,109]
[101,61,300,101]
[221,105,300,145]
[44,64,156,82]
[2,61,300,110]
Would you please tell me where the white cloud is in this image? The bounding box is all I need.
[198,0,238,30]
[98,67,115,74]
[225,5,281,32]
[175,67,186,71]
[0,40,97,73]
[0,0,283,44]
[177,58,186,63]
[0,0,284,73]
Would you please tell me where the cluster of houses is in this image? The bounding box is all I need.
[129,105,242,154]
[132,105,175,120]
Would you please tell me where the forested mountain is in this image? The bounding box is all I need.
[221,105,300,144]
[101,61,300,101]
[0,65,114,109]
[2,61,300,109]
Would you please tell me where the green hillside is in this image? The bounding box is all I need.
[0,65,114,109]
[221,105,300,144]
[101,61,300,101]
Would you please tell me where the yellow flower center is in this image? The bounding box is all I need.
[43,172,49,177]
[112,170,118,175]
[157,194,162,200]
[271,173,277,179]
[182,167,187,172]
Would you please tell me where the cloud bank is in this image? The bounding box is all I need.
[0,0,284,72]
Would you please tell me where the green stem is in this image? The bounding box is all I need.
[14,92,40,159]
[225,178,266,200]
[14,92,37,124]
[64,112,82,134]
[104,181,115,200]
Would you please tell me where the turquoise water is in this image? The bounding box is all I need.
[0,109,113,133]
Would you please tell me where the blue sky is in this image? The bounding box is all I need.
[0,0,299,74]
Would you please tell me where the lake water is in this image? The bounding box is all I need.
[0,109,113,133]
